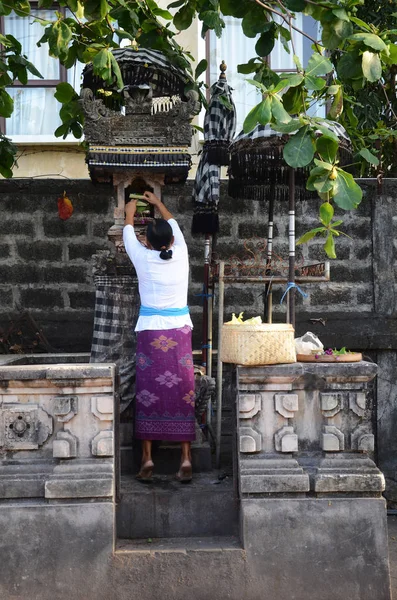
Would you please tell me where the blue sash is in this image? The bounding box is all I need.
[139,305,189,317]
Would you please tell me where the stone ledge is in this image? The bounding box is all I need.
[44,477,114,499]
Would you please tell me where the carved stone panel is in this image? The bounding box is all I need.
[239,427,262,453]
[54,396,78,423]
[91,396,114,421]
[91,430,114,457]
[1,404,53,450]
[321,426,345,451]
[349,392,367,417]
[351,425,375,453]
[239,394,261,419]
[274,426,298,453]
[274,394,299,419]
[53,430,78,459]
[320,393,343,418]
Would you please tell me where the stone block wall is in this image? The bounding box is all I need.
[0,177,387,352]
[1,177,397,500]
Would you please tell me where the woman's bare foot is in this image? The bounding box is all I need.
[136,460,154,482]
[176,459,192,483]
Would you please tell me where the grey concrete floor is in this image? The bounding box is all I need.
[388,516,397,598]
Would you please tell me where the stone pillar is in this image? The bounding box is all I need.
[236,361,391,600]
[0,361,116,600]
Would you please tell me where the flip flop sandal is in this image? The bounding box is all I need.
[136,462,154,482]
[176,463,192,483]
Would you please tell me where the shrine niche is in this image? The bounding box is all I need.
[80,47,200,187]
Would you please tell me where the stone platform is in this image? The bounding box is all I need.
[0,356,391,600]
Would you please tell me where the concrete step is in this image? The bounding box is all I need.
[121,441,213,475]
[117,472,238,539]
[115,535,242,553]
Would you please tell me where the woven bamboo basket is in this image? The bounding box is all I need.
[220,323,296,366]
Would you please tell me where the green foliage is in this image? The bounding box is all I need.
[0,0,393,259]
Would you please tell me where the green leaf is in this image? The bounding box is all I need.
[110,52,124,89]
[327,84,340,95]
[0,33,13,48]
[195,59,208,79]
[293,54,302,71]
[0,72,12,87]
[349,33,387,52]
[278,73,304,87]
[282,86,305,114]
[49,20,73,59]
[322,19,353,50]
[328,86,343,119]
[200,11,225,38]
[219,0,248,18]
[272,79,291,94]
[218,94,233,110]
[314,159,333,170]
[0,1,12,15]
[337,50,363,81]
[346,107,358,128]
[255,30,275,57]
[333,169,362,210]
[305,53,333,77]
[313,123,339,143]
[283,126,315,168]
[320,202,334,225]
[237,60,261,75]
[324,233,336,259]
[0,89,13,118]
[13,1,30,17]
[362,51,382,83]
[305,75,326,90]
[54,82,76,103]
[84,0,109,19]
[257,96,272,126]
[359,148,379,166]
[332,8,349,21]
[246,78,266,92]
[283,0,306,9]
[167,0,186,8]
[174,4,195,30]
[93,48,111,72]
[241,5,268,38]
[383,43,397,65]
[25,60,44,79]
[271,96,291,124]
[243,103,261,133]
[271,119,302,134]
[316,136,338,163]
[313,172,335,194]
[297,228,325,245]
[54,123,70,139]
[152,7,173,20]
[349,17,372,32]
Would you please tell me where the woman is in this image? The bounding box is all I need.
[123,191,195,483]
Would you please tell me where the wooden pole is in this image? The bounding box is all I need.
[288,167,296,328]
[216,261,225,470]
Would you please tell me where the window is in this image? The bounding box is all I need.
[208,15,324,133]
[2,7,83,142]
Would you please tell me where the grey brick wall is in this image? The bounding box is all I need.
[0,178,395,352]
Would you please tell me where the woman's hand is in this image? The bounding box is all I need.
[124,199,137,226]
[143,192,173,221]
[143,191,161,206]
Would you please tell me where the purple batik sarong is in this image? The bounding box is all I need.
[135,325,196,441]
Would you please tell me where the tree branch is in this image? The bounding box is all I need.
[255,0,322,51]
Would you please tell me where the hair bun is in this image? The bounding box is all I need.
[160,249,173,261]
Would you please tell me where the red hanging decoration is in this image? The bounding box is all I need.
[57,191,73,221]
